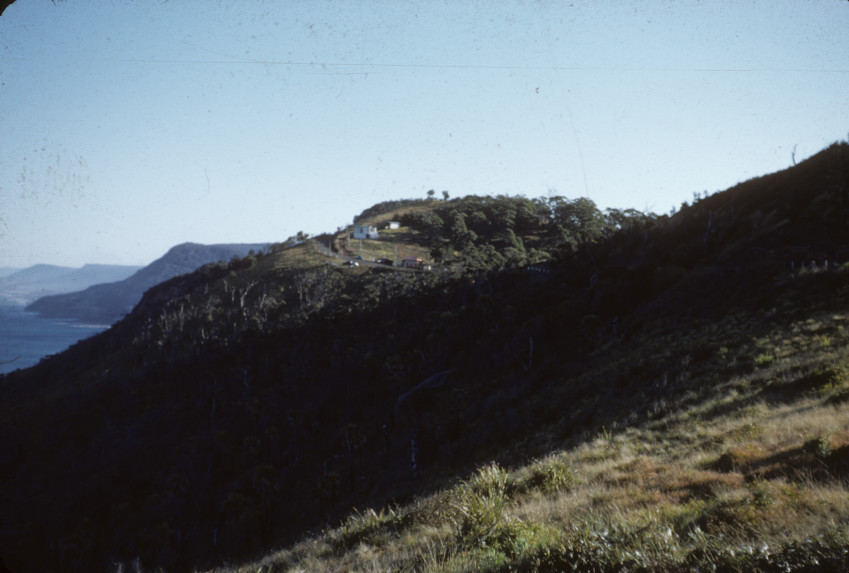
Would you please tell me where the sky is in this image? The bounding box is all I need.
[1,0,848,268]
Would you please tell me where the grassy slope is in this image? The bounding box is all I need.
[214,269,849,573]
[338,200,436,262]
[341,230,432,263]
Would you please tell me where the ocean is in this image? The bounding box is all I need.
[0,299,109,375]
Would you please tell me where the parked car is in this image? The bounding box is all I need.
[343,260,359,267]
[401,257,425,269]
[375,257,393,266]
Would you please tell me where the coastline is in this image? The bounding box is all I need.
[0,299,109,375]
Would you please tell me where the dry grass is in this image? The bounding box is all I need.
[341,233,432,263]
[203,310,849,572]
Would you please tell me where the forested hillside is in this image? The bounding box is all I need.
[1,142,848,573]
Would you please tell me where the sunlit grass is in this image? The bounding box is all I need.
[342,234,432,263]
[204,309,849,573]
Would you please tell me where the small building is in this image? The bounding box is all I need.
[387,221,400,230]
[352,225,379,240]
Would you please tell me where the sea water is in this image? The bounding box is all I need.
[0,299,109,375]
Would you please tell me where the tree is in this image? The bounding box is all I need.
[467,210,489,236]
[442,190,450,200]
[514,197,539,234]
[430,243,449,265]
[427,189,436,199]
[448,212,476,248]
[604,208,653,232]
[548,196,605,249]
[459,243,504,272]
[403,211,445,241]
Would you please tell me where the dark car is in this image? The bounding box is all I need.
[375,257,393,266]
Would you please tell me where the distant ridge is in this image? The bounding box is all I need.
[25,242,268,323]
[0,263,141,305]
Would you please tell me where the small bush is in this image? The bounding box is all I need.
[804,432,849,476]
[468,462,513,499]
[333,507,404,550]
[711,444,764,473]
[520,456,576,494]
[454,485,509,548]
[746,479,775,508]
[812,434,834,460]
[452,463,530,553]
[754,353,775,368]
[798,362,848,393]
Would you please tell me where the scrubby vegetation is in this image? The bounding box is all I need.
[213,304,849,572]
[1,142,848,572]
[398,194,621,270]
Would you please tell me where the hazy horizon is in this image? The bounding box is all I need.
[2,0,848,268]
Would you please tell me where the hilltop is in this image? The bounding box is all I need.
[1,142,848,573]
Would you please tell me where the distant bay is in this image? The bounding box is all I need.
[0,299,109,375]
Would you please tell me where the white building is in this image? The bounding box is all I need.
[387,221,400,230]
[353,225,379,239]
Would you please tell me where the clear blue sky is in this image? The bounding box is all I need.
[1,0,847,268]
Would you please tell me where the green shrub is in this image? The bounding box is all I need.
[787,362,849,396]
[452,463,527,553]
[746,479,775,508]
[507,520,682,573]
[810,363,849,391]
[468,462,513,498]
[520,456,576,494]
[454,484,509,547]
[814,434,834,460]
[754,353,775,368]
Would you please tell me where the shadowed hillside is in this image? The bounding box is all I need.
[1,142,848,573]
